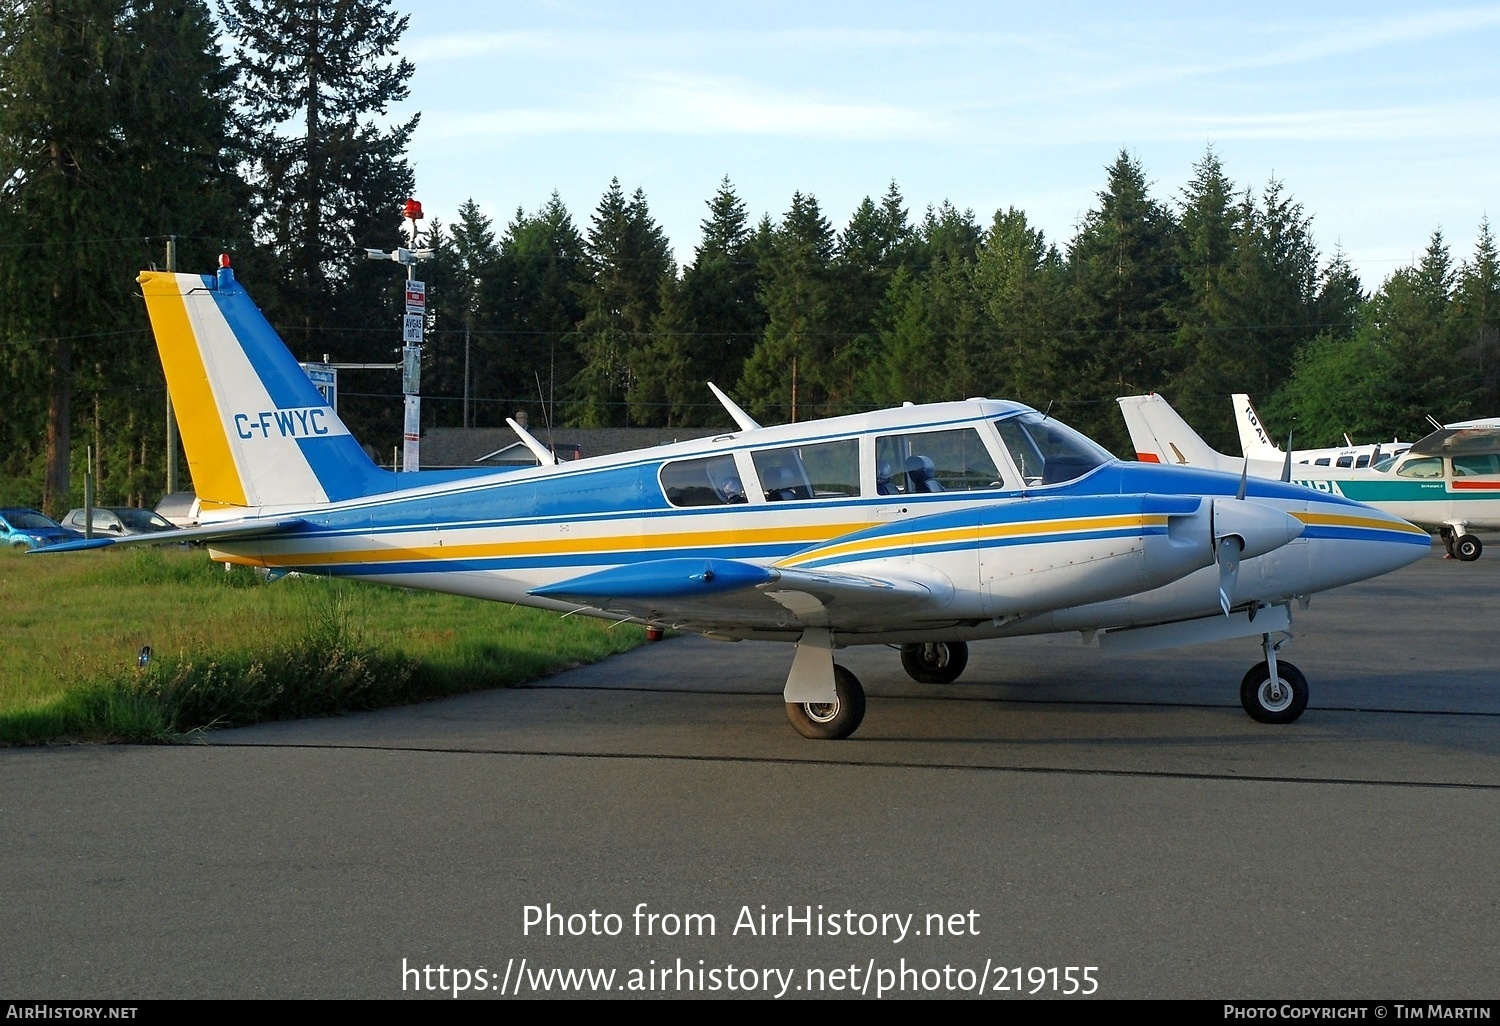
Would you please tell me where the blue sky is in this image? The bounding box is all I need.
[388,1,1500,290]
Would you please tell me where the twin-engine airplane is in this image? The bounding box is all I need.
[45,263,1431,738]
[1121,392,1500,561]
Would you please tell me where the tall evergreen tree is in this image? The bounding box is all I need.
[218,0,417,396]
[740,192,838,421]
[423,200,501,427]
[973,206,1067,409]
[1066,151,1183,447]
[1454,219,1500,415]
[0,0,243,511]
[569,180,673,426]
[675,178,764,412]
[496,193,587,428]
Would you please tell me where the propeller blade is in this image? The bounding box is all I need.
[1216,535,1243,617]
[1236,458,1249,500]
[1281,430,1293,483]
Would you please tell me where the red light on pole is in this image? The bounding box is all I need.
[403,198,423,221]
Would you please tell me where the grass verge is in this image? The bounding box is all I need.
[0,545,646,744]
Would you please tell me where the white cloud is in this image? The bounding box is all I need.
[423,73,951,142]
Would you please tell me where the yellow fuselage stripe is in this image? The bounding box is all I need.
[778,513,1168,566]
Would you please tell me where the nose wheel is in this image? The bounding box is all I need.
[1240,660,1309,723]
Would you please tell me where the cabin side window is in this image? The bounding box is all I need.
[875,428,1003,494]
[1453,454,1500,476]
[751,439,859,501]
[1336,456,1354,468]
[659,454,747,507]
[1395,457,1444,479]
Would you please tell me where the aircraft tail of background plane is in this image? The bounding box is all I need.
[1232,393,1287,461]
[138,264,397,512]
[1116,394,1240,472]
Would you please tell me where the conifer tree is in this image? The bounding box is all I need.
[569,180,673,426]
[740,192,838,421]
[218,0,417,363]
[676,178,764,409]
[0,0,242,511]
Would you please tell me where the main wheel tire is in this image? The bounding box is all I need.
[786,665,866,740]
[1454,534,1483,561]
[1444,533,1458,557]
[900,641,969,684]
[1240,660,1309,724]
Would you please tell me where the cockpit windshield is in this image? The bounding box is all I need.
[993,413,1112,486]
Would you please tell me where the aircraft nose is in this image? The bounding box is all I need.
[1304,502,1430,584]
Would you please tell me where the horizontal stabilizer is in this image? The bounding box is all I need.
[32,515,307,554]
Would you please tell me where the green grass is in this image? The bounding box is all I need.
[0,545,647,744]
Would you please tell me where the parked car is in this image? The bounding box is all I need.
[58,506,176,537]
[0,508,84,550]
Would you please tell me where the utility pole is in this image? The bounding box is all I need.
[365,198,432,470]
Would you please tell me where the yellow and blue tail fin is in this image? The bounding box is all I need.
[139,264,397,510]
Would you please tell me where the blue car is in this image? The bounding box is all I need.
[0,508,85,550]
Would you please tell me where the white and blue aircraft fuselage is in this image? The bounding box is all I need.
[45,265,1431,738]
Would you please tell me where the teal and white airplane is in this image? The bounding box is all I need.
[45,263,1431,738]
[1121,393,1500,561]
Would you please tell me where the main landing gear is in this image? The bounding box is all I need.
[785,665,867,740]
[1442,526,1483,561]
[899,641,969,684]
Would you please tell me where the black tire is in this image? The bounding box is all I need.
[1454,535,1483,561]
[786,665,866,740]
[899,641,969,684]
[1444,532,1458,557]
[1239,660,1309,724]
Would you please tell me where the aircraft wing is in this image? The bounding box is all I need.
[532,491,1303,635]
[530,556,951,633]
[32,514,308,553]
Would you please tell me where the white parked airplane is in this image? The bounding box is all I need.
[1233,394,1411,469]
[44,263,1431,736]
[1121,393,1500,561]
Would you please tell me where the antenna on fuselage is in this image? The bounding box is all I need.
[508,416,558,467]
[708,381,762,432]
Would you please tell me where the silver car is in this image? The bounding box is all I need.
[58,507,176,537]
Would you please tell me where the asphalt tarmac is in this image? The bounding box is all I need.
[3,545,1497,1000]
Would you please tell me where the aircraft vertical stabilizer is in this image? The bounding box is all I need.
[138,266,393,511]
[1116,394,1238,471]
[1232,394,1287,461]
